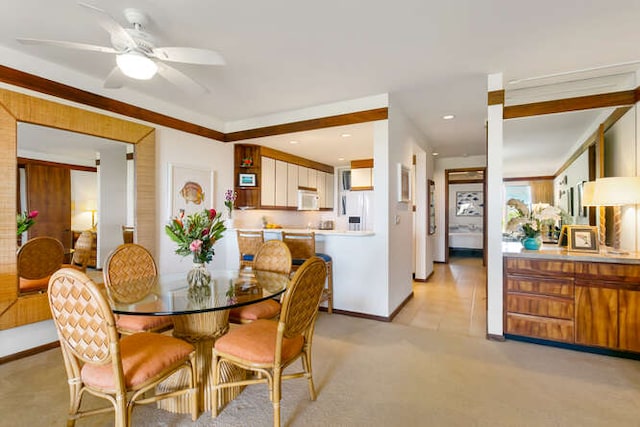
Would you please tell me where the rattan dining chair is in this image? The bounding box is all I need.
[236,229,264,268]
[228,240,291,324]
[17,236,65,293]
[103,243,173,335]
[212,256,327,427]
[48,268,198,427]
[282,231,333,314]
[62,230,93,272]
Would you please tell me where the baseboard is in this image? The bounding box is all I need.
[486,333,506,342]
[0,341,59,365]
[413,270,434,282]
[320,291,414,322]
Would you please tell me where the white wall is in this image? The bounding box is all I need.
[433,155,487,262]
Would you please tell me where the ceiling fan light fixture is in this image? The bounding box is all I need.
[116,52,157,80]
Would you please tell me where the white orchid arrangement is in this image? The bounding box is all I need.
[505,199,563,238]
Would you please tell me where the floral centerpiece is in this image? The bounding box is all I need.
[165,208,226,288]
[17,210,38,236]
[224,189,237,219]
[505,199,562,249]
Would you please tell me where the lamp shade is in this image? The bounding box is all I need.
[582,176,640,207]
[116,52,158,80]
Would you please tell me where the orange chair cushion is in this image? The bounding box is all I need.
[215,319,304,364]
[81,332,193,391]
[116,314,173,333]
[228,299,281,322]
[19,276,50,292]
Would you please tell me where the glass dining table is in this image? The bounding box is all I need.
[110,268,289,414]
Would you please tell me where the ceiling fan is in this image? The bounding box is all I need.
[16,2,225,94]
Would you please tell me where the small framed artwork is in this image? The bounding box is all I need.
[397,164,411,203]
[428,179,436,235]
[168,163,214,218]
[238,173,256,187]
[567,225,599,253]
[456,191,483,216]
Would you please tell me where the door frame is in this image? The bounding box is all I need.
[444,167,487,265]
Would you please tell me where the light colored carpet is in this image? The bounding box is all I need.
[2,313,640,427]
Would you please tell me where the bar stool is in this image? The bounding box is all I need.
[281,231,333,314]
[236,229,264,269]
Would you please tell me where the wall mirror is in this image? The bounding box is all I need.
[0,88,156,330]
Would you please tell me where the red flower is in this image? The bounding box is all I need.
[28,210,38,219]
[209,209,216,219]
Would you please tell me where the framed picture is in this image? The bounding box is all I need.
[168,164,214,218]
[397,164,411,203]
[428,179,436,235]
[238,173,256,187]
[456,191,483,216]
[567,225,599,253]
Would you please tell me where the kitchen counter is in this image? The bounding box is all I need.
[230,227,375,237]
[502,241,640,264]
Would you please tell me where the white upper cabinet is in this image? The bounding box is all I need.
[275,160,288,206]
[308,168,318,190]
[325,173,334,208]
[261,157,276,206]
[286,163,298,207]
[298,166,309,187]
[350,159,374,190]
[317,171,326,207]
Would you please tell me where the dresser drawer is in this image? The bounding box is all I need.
[506,313,574,343]
[505,258,574,277]
[575,262,640,285]
[507,294,574,319]
[506,276,574,297]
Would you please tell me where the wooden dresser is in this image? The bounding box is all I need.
[72,230,97,269]
[504,247,640,354]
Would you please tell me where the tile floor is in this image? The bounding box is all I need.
[394,255,486,337]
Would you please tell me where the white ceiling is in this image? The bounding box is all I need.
[3,1,640,173]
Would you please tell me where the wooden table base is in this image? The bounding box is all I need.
[156,310,245,413]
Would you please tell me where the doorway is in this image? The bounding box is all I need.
[444,168,487,265]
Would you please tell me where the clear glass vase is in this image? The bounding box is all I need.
[187,262,211,290]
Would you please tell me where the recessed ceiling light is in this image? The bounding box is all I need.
[442,115,455,120]
[289,140,299,144]
[432,152,439,156]
[341,133,351,138]
[338,157,345,161]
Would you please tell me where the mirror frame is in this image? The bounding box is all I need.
[0,88,156,330]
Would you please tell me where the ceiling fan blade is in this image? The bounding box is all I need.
[152,47,226,65]
[103,66,126,89]
[17,38,117,54]
[156,62,209,96]
[77,1,137,47]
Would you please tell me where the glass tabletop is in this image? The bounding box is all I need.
[110,268,289,316]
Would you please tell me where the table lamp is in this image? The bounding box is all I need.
[582,176,640,254]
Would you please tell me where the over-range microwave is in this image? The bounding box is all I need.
[297,189,319,211]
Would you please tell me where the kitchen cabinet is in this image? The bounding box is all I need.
[275,160,288,206]
[504,255,640,355]
[261,157,276,207]
[298,166,309,188]
[286,163,298,208]
[325,172,334,209]
[351,159,373,190]
[234,144,334,210]
[317,171,326,207]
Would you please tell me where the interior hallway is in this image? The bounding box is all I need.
[395,255,486,337]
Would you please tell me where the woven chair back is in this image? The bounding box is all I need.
[71,231,94,268]
[17,236,65,280]
[103,243,157,303]
[282,232,315,260]
[48,268,118,364]
[237,230,264,258]
[279,256,326,339]
[253,240,292,274]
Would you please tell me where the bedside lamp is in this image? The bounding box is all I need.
[582,177,640,254]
